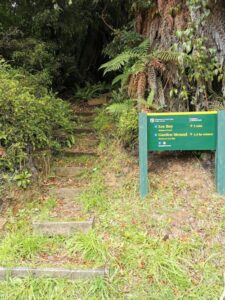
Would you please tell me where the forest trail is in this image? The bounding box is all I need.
[0,101,109,281]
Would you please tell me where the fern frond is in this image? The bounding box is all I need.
[112,74,125,85]
[120,69,133,87]
[112,69,133,86]
[133,39,150,55]
[130,61,146,74]
[151,51,179,62]
[106,101,132,115]
[104,56,147,87]
[100,51,139,75]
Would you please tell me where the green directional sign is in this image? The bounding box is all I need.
[148,112,217,151]
[138,111,225,198]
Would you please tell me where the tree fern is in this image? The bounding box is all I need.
[101,40,179,79]
[100,39,150,75]
[112,61,145,86]
[101,38,180,109]
[100,51,139,75]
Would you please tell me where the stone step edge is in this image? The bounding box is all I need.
[32,219,95,236]
[0,266,108,281]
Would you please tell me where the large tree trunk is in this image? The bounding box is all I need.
[134,0,225,111]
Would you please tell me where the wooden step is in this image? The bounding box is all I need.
[0,267,108,281]
[75,139,99,148]
[74,111,95,117]
[74,128,95,134]
[33,218,94,236]
[72,116,94,123]
[61,150,98,157]
[54,167,84,177]
[54,128,95,137]
[51,188,84,201]
[88,95,109,106]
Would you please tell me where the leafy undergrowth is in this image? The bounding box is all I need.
[0,141,224,299]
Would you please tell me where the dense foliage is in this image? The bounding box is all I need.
[0,59,73,175]
[0,0,131,92]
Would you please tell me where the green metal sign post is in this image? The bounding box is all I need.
[139,113,148,198]
[139,111,225,198]
[216,111,225,195]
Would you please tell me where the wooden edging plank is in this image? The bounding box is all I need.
[74,112,95,117]
[51,187,84,201]
[61,151,98,157]
[74,128,95,134]
[72,115,95,121]
[54,166,84,177]
[88,97,108,106]
[0,267,108,281]
[32,219,94,236]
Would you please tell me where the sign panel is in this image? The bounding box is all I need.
[139,111,225,198]
[147,112,217,151]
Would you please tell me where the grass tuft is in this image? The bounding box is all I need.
[65,230,108,266]
[0,277,112,300]
[79,170,108,212]
[0,232,49,266]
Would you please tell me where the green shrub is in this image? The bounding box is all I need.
[93,109,115,136]
[12,38,59,81]
[0,59,73,172]
[94,99,138,147]
[117,106,138,146]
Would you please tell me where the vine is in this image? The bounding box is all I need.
[172,0,223,111]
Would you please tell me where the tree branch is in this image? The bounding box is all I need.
[100,4,115,32]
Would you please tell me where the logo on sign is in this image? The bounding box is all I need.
[189,118,202,122]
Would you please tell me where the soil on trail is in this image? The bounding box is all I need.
[144,151,224,244]
[41,104,97,221]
